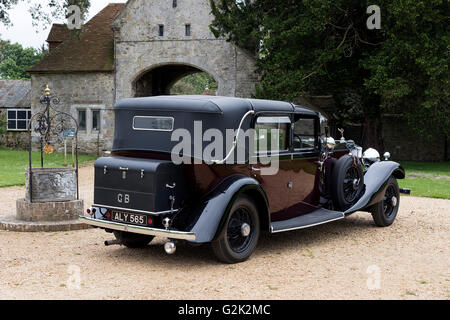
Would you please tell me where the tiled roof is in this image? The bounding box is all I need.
[0,80,31,109]
[28,3,125,73]
[46,23,72,43]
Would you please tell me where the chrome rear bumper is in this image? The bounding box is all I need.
[79,216,196,241]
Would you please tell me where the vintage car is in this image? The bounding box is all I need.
[80,96,406,264]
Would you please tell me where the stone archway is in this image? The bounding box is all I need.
[112,0,259,101]
[133,63,217,97]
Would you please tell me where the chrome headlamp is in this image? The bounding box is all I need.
[326,137,336,150]
[363,148,380,166]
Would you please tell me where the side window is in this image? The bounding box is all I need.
[78,110,86,131]
[293,117,316,150]
[255,116,290,153]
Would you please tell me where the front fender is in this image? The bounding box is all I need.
[344,161,405,215]
[187,174,268,243]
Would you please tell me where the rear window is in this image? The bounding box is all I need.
[133,116,174,132]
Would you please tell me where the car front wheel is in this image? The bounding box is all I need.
[371,176,400,227]
[212,195,260,264]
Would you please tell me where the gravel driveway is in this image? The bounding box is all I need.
[0,166,449,300]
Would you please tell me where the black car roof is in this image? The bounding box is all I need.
[115,95,318,116]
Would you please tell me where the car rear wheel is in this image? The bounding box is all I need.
[212,195,260,264]
[113,231,154,248]
[371,176,400,227]
[331,155,365,211]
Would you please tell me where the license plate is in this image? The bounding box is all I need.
[111,211,147,226]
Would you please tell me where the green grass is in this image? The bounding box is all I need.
[0,147,97,188]
[398,161,450,199]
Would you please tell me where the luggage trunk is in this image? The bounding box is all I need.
[94,156,186,214]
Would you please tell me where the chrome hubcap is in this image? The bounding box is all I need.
[352,178,360,190]
[241,223,251,237]
[391,196,398,207]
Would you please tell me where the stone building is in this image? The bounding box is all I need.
[0,80,32,149]
[27,1,259,154]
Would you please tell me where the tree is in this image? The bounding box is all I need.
[171,73,218,95]
[210,0,449,151]
[0,40,47,79]
[0,0,90,28]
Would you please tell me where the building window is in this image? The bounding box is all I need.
[185,24,191,36]
[92,110,101,131]
[159,25,164,36]
[78,110,86,131]
[6,109,32,131]
[173,0,177,8]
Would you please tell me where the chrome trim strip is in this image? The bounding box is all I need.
[92,204,179,216]
[270,214,345,234]
[79,216,196,241]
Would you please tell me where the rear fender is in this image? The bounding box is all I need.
[344,161,405,215]
[188,174,269,244]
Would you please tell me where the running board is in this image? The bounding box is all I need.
[270,208,345,233]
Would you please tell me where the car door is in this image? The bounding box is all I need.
[284,114,321,219]
[250,114,292,220]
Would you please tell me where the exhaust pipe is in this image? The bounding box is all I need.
[104,239,121,246]
[164,241,177,255]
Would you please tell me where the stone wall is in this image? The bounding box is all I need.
[333,116,447,162]
[381,115,448,162]
[30,72,115,154]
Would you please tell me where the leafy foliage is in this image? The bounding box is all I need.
[171,72,218,95]
[210,0,449,145]
[0,0,90,28]
[0,40,47,79]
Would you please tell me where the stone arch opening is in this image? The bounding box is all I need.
[133,64,218,97]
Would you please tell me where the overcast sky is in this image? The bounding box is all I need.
[0,0,127,49]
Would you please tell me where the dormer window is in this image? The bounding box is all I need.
[159,25,164,36]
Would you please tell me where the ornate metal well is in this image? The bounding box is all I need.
[27,85,80,203]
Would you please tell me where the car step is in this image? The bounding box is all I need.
[270,208,345,233]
